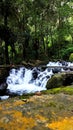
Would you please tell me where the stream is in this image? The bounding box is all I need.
[0,61,73,100]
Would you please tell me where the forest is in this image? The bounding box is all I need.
[0,0,73,64]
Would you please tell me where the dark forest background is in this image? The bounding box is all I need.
[0,0,73,64]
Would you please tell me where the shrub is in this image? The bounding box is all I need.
[69,53,73,62]
[62,47,73,60]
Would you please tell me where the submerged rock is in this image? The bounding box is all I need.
[32,68,38,79]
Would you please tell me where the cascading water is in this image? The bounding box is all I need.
[6,67,53,94]
[0,61,73,100]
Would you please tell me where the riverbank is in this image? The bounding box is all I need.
[0,89,73,130]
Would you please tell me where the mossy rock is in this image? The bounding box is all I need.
[46,73,65,89]
[46,72,73,89]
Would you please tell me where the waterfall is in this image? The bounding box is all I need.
[0,61,73,100]
[6,67,53,94]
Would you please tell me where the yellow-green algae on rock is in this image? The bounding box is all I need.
[0,93,73,130]
[48,116,73,130]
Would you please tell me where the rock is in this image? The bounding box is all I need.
[63,73,73,86]
[46,72,73,89]
[35,91,42,96]
[46,73,65,89]
[32,68,38,79]
[1,117,9,123]
[52,68,61,74]
[21,99,27,102]
[5,89,19,97]
[59,60,68,66]
[22,61,34,68]
[0,83,8,95]
[0,68,10,84]
[22,60,49,68]
[0,82,7,90]
[0,68,10,95]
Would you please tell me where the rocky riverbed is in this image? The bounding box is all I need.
[0,92,73,130]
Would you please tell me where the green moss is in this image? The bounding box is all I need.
[61,86,73,95]
[59,104,65,110]
[42,86,73,95]
[48,101,57,107]
[42,88,62,94]
[19,93,34,99]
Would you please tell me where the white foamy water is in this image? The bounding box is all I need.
[4,61,73,97]
[0,95,9,100]
[6,67,53,95]
[47,61,62,67]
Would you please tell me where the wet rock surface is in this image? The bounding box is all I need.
[0,68,10,95]
[0,93,73,130]
[0,83,8,95]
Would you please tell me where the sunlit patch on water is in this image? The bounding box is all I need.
[48,116,73,130]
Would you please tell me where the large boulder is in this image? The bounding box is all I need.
[46,72,73,89]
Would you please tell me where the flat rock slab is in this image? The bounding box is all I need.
[0,93,73,130]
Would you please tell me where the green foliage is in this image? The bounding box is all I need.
[0,0,73,63]
[62,47,73,60]
[69,53,73,61]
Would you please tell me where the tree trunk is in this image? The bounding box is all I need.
[4,2,10,64]
[4,28,10,63]
[57,14,64,57]
[5,41,10,64]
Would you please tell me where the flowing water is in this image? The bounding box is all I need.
[0,61,73,99]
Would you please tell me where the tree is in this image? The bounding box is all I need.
[0,0,73,63]
[0,0,18,64]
